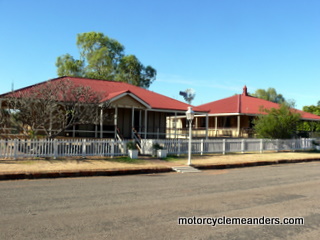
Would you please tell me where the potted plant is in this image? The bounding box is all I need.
[127,141,139,159]
[153,143,167,159]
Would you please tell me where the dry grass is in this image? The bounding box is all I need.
[0,152,319,174]
[0,156,166,173]
[190,152,320,165]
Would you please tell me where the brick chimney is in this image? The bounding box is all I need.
[242,85,248,96]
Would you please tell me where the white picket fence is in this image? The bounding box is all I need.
[0,139,128,159]
[140,138,314,156]
[0,138,315,159]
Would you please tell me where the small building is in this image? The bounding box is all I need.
[189,86,320,138]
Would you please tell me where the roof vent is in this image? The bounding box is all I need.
[243,85,248,96]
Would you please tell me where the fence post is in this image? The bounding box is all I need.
[123,140,127,155]
[304,138,308,150]
[276,139,279,152]
[177,139,181,156]
[260,139,263,153]
[111,140,114,158]
[241,139,245,153]
[82,139,86,158]
[292,139,296,152]
[22,139,26,158]
[13,139,18,160]
[223,139,226,155]
[201,139,204,155]
[53,139,58,159]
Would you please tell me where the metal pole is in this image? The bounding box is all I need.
[188,119,192,165]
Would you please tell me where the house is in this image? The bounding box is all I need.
[187,86,320,138]
[0,76,207,139]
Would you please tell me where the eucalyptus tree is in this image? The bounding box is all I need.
[56,32,156,88]
[252,88,285,104]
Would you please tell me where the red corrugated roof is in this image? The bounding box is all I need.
[1,76,206,112]
[197,86,320,121]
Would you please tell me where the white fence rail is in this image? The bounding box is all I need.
[0,138,315,159]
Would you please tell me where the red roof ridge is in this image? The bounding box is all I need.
[59,76,118,83]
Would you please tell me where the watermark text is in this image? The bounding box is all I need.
[178,216,304,227]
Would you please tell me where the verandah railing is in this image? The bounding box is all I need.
[0,138,314,159]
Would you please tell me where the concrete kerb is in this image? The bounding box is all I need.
[0,158,319,181]
[0,167,174,181]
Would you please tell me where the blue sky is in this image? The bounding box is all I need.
[0,0,319,110]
